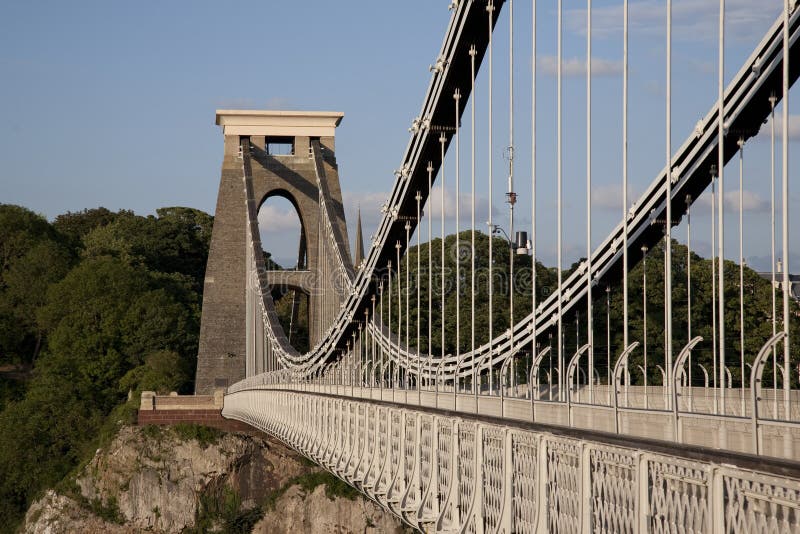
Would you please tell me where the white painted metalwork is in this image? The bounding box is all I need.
[238,0,799,392]
[224,388,800,533]
[224,2,800,527]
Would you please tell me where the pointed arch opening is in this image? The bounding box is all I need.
[257,194,310,352]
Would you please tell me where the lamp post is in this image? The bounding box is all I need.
[491,223,531,395]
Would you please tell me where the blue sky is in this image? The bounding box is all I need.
[1,0,798,271]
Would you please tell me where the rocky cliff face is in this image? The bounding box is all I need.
[22,425,408,534]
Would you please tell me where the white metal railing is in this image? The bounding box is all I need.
[223,388,800,533]
[229,378,800,462]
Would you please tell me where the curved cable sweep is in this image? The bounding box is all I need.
[244,2,800,381]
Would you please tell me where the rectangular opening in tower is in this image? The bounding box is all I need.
[266,136,295,156]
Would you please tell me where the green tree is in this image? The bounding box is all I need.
[384,231,557,357]
[1,241,75,363]
[82,207,212,291]
[0,205,75,368]
[0,375,103,527]
[119,350,193,395]
[52,207,123,245]
[0,204,211,530]
[37,257,152,405]
[0,205,55,279]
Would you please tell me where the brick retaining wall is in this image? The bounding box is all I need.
[137,408,256,433]
[137,390,258,433]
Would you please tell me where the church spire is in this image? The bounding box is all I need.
[354,206,365,267]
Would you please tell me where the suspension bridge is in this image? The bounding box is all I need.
[196,1,800,531]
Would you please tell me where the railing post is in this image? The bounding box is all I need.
[637,452,649,533]
[475,424,485,534]
[711,466,724,533]
[751,332,786,455]
[500,357,512,418]
[567,344,591,427]
[613,342,640,434]
[656,364,668,408]
[529,346,551,422]
[671,336,703,442]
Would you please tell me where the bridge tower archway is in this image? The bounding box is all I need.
[257,193,310,353]
[195,110,351,394]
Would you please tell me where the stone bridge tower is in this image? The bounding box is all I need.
[195,110,351,394]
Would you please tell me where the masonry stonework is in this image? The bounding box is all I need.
[194,111,349,394]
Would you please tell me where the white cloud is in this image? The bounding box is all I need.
[344,187,493,224]
[566,0,781,42]
[746,252,800,273]
[265,96,292,110]
[539,56,623,77]
[756,114,800,141]
[695,189,768,213]
[343,191,390,218]
[342,187,497,248]
[592,184,640,212]
[256,200,304,266]
[427,185,493,221]
[257,201,303,234]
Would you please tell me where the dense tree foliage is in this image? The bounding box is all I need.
[383,231,557,356]
[0,207,76,368]
[0,204,211,530]
[52,207,123,245]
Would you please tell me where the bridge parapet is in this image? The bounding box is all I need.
[223,387,800,533]
[228,377,800,462]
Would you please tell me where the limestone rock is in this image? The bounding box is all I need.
[23,490,133,534]
[254,484,407,534]
[75,425,255,531]
[22,425,408,533]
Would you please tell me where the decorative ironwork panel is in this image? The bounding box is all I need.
[547,438,582,534]
[367,405,378,477]
[512,432,538,534]
[354,404,367,477]
[382,411,402,491]
[223,389,800,534]
[419,416,434,516]
[324,400,334,459]
[457,422,477,534]
[368,407,388,488]
[404,414,418,504]
[437,419,454,527]
[482,427,505,532]
[722,469,800,533]
[589,445,637,534]
[347,403,357,470]
[334,402,345,468]
[648,456,709,533]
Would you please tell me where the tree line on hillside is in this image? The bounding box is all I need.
[0,204,212,530]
